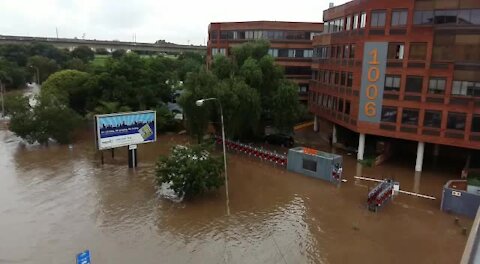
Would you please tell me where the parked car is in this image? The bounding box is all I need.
[264,133,294,148]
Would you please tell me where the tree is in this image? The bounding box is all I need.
[92,101,131,115]
[95,48,109,55]
[28,43,69,65]
[112,49,126,59]
[155,144,224,199]
[71,46,94,63]
[0,44,29,66]
[179,68,218,143]
[8,93,81,145]
[272,81,302,133]
[0,58,27,89]
[41,70,93,115]
[64,58,87,71]
[27,55,59,83]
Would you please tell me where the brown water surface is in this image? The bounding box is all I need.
[0,126,471,263]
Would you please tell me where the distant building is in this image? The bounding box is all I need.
[309,0,480,171]
[207,21,324,104]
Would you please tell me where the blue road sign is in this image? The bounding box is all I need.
[76,250,91,264]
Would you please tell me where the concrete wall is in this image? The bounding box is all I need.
[441,180,480,218]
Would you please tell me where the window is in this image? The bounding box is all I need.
[402,109,419,125]
[388,43,405,59]
[288,49,296,58]
[303,159,317,172]
[323,71,329,83]
[447,112,466,130]
[268,48,278,57]
[350,44,356,59]
[278,49,289,57]
[209,31,217,40]
[347,73,353,87]
[473,115,480,133]
[452,81,480,96]
[343,45,349,58]
[330,71,335,84]
[331,46,336,58]
[409,43,427,60]
[299,84,309,94]
[392,10,408,26]
[406,76,423,93]
[370,10,386,27]
[335,72,340,85]
[434,10,458,24]
[424,111,442,128]
[336,46,342,58]
[211,48,225,56]
[246,31,254,39]
[360,12,367,28]
[381,107,398,123]
[428,78,446,94]
[346,16,352,30]
[385,75,401,92]
[341,72,346,86]
[345,101,351,115]
[413,11,434,25]
[304,50,313,58]
[285,67,311,75]
[339,99,344,112]
[353,14,359,29]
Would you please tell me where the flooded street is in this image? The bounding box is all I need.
[0,124,471,264]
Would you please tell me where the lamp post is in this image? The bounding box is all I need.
[0,80,4,118]
[29,65,40,85]
[196,98,229,215]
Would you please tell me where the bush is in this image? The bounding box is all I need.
[155,144,224,199]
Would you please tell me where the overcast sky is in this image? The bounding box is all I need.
[0,0,350,45]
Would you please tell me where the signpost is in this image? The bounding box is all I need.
[76,250,91,264]
[358,42,388,123]
[94,111,156,168]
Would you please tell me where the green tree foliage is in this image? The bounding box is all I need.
[0,59,27,89]
[155,144,224,199]
[111,49,126,59]
[41,70,94,115]
[271,81,302,133]
[27,55,59,83]
[179,68,218,143]
[0,44,29,66]
[64,58,87,71]
[71,46,94,63]
[8,93,81,144]
[28,43,69,65]
[92,101,131,115]
[95,48,109,55]
[181,41,302,140]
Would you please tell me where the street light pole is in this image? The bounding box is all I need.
[0,80,4,118]
[196,98,230,215]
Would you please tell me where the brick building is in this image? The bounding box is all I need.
[309,0,480,171]
[207,21,323,103]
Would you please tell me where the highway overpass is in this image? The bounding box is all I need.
[0,35,206,54]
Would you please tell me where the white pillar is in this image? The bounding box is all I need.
[332,124,338,144]
[357,133,365,161]
[415,142,425,172]
[313,115,318,132]
[413,171,421,194]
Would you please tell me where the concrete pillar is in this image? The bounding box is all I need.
[415,142,425,172]
[433,144,440,157]
[413,171,421,194]
[332,124,338,144]
[357,133,366,161]
[313,115,318,132]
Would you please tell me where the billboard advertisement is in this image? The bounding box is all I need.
[95,111,156,150]
[358,42,388,123]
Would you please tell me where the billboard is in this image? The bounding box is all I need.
[358,42,388,123]
[95,111,156,150]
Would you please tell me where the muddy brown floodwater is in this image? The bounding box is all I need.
[0,124,472,264]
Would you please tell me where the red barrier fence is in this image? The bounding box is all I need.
[214,136,288,167]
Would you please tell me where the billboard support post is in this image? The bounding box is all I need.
[128,145,138,168]
[101,151,104,165]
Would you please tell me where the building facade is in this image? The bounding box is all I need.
[208,21,323,103]
[309,0,480,171]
